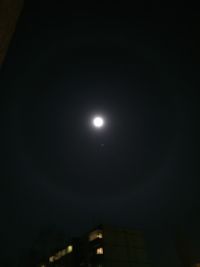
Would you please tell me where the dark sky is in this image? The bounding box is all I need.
[1,1,200,266]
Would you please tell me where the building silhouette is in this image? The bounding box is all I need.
[175,229,200,267]
[39,224,151,267]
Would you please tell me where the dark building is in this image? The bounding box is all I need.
[37,238,81,267]
[176,231,192,267]
[0,0,24,66]
[19,228,70,267]
[39,225,151,267]
[175,230,200,267]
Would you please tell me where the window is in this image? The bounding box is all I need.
[67,245,73,254]
[97,232,103,239]
[89,230,103,241]
[96,247,103,255]
[49,256,54,262]
[49,245,72,263]
[49,255,58,263]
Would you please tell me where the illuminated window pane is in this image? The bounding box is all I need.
[49,256,54,262]
[49,247,69,263]
[97,232,103,239]
[67,245,73,254]
[89,230,103,241]
[96,247,104,255]
[61,249,66,256]
[57,251,62,258]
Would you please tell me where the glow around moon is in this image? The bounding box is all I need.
[92,116,104,128]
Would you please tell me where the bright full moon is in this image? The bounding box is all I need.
[93,116,104,128]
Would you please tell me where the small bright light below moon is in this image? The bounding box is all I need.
[93,116,104,128]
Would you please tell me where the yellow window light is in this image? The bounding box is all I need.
[96,247,103,255]
[48,245,73,265]
[89,230,103,241]
[49,246,70,263]
[67,245,73,254]
[97,232,103,239]
[60,249,66,256]
[49,256,54,262]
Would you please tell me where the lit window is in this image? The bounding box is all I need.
[49,256,54,262]
[96,247,103,255]
[89,230,103,241]
[41,265,46,267]
[60,249,66,256]
[67,245,73,254]
[49,247,69,263]
[97,232,103,239]
[48,245,73,264]
[57,251,63,258]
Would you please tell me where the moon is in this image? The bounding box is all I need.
[92,116,104,128]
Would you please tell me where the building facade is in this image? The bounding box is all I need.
[39,225,151,267]
[175,229,200,267]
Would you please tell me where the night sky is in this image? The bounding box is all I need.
[1,1,200,266]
